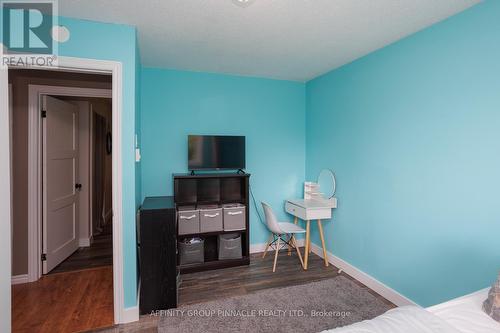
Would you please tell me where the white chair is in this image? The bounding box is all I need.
[261,202,305,272]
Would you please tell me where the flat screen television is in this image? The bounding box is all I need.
[188,135,245,171]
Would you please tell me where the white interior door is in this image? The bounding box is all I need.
[42,95,79,274]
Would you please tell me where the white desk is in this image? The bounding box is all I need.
[285,199,336,269]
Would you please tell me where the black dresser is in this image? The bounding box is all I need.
[138,196,178,314]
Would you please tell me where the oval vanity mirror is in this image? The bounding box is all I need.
[317,169,336,199]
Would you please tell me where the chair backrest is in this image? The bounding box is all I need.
[261,202,283,235]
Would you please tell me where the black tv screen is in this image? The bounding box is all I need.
[188,135,246,170]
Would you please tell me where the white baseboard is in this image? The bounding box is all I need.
[79,237,91,247]
[250,239,305,254]
[250,238,415,307]
[249,242,268,253]
[11,274,28,285]
[309,242,417,307]
[119,280,140,324]
[121,305,139,323]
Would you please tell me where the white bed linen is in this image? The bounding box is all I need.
[323,306,458,333]
[428,288,500,333]
[323,289,500,333]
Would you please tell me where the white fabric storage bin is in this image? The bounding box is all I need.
[218,233,242,260]
[223,206,246,231]
[178,210,200,235]
[200,208,223,233]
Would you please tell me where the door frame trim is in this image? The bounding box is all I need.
[9,84,13,272]
[16,56,127,324]
[1,64,12,333]
[29,85,112,281]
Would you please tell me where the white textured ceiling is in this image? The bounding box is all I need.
[59,0,480,81]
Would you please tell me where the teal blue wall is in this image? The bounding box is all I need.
[141,68,306,245]
[57,17,139,308]
[135,33,142,289]
[4,0,497,313]
[306,0,500,307]
[135,31,142,209]
[1,12,141,308]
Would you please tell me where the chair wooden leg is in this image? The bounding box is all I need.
[291,236,304,269]
[272,237,280,272]
[262,234,273,258]
[317,219,329,267]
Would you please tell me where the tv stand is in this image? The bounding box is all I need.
[173,172,251,273]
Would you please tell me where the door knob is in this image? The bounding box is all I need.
[75,183,82,190]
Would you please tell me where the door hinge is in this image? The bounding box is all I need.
[41,253,47,261]
[41,110,47,118]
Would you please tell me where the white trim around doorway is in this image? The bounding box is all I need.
[8,56,132,324]
[27,84,112,283]
[0,62,13,333]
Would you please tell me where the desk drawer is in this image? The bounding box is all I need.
[285,201,332,220]
[285,202,307,220]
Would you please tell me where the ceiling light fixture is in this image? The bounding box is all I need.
[232,0,256,8]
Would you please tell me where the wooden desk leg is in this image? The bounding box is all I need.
[317,219,329,267]
[288,216,298,256]
[304,220,310,270]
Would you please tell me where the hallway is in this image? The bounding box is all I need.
[51,224,113,274]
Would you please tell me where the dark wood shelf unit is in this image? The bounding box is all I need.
[179,256,250,274]
[176,229,247,238]
[173,172,251,273]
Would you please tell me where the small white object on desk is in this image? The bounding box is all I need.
[286,169,337,270]
[304,181,321,199]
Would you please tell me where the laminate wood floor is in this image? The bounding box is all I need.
[51,225,113,274]
[89,252,395,333]
[12,266,114,333]
[180,249,345,305]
